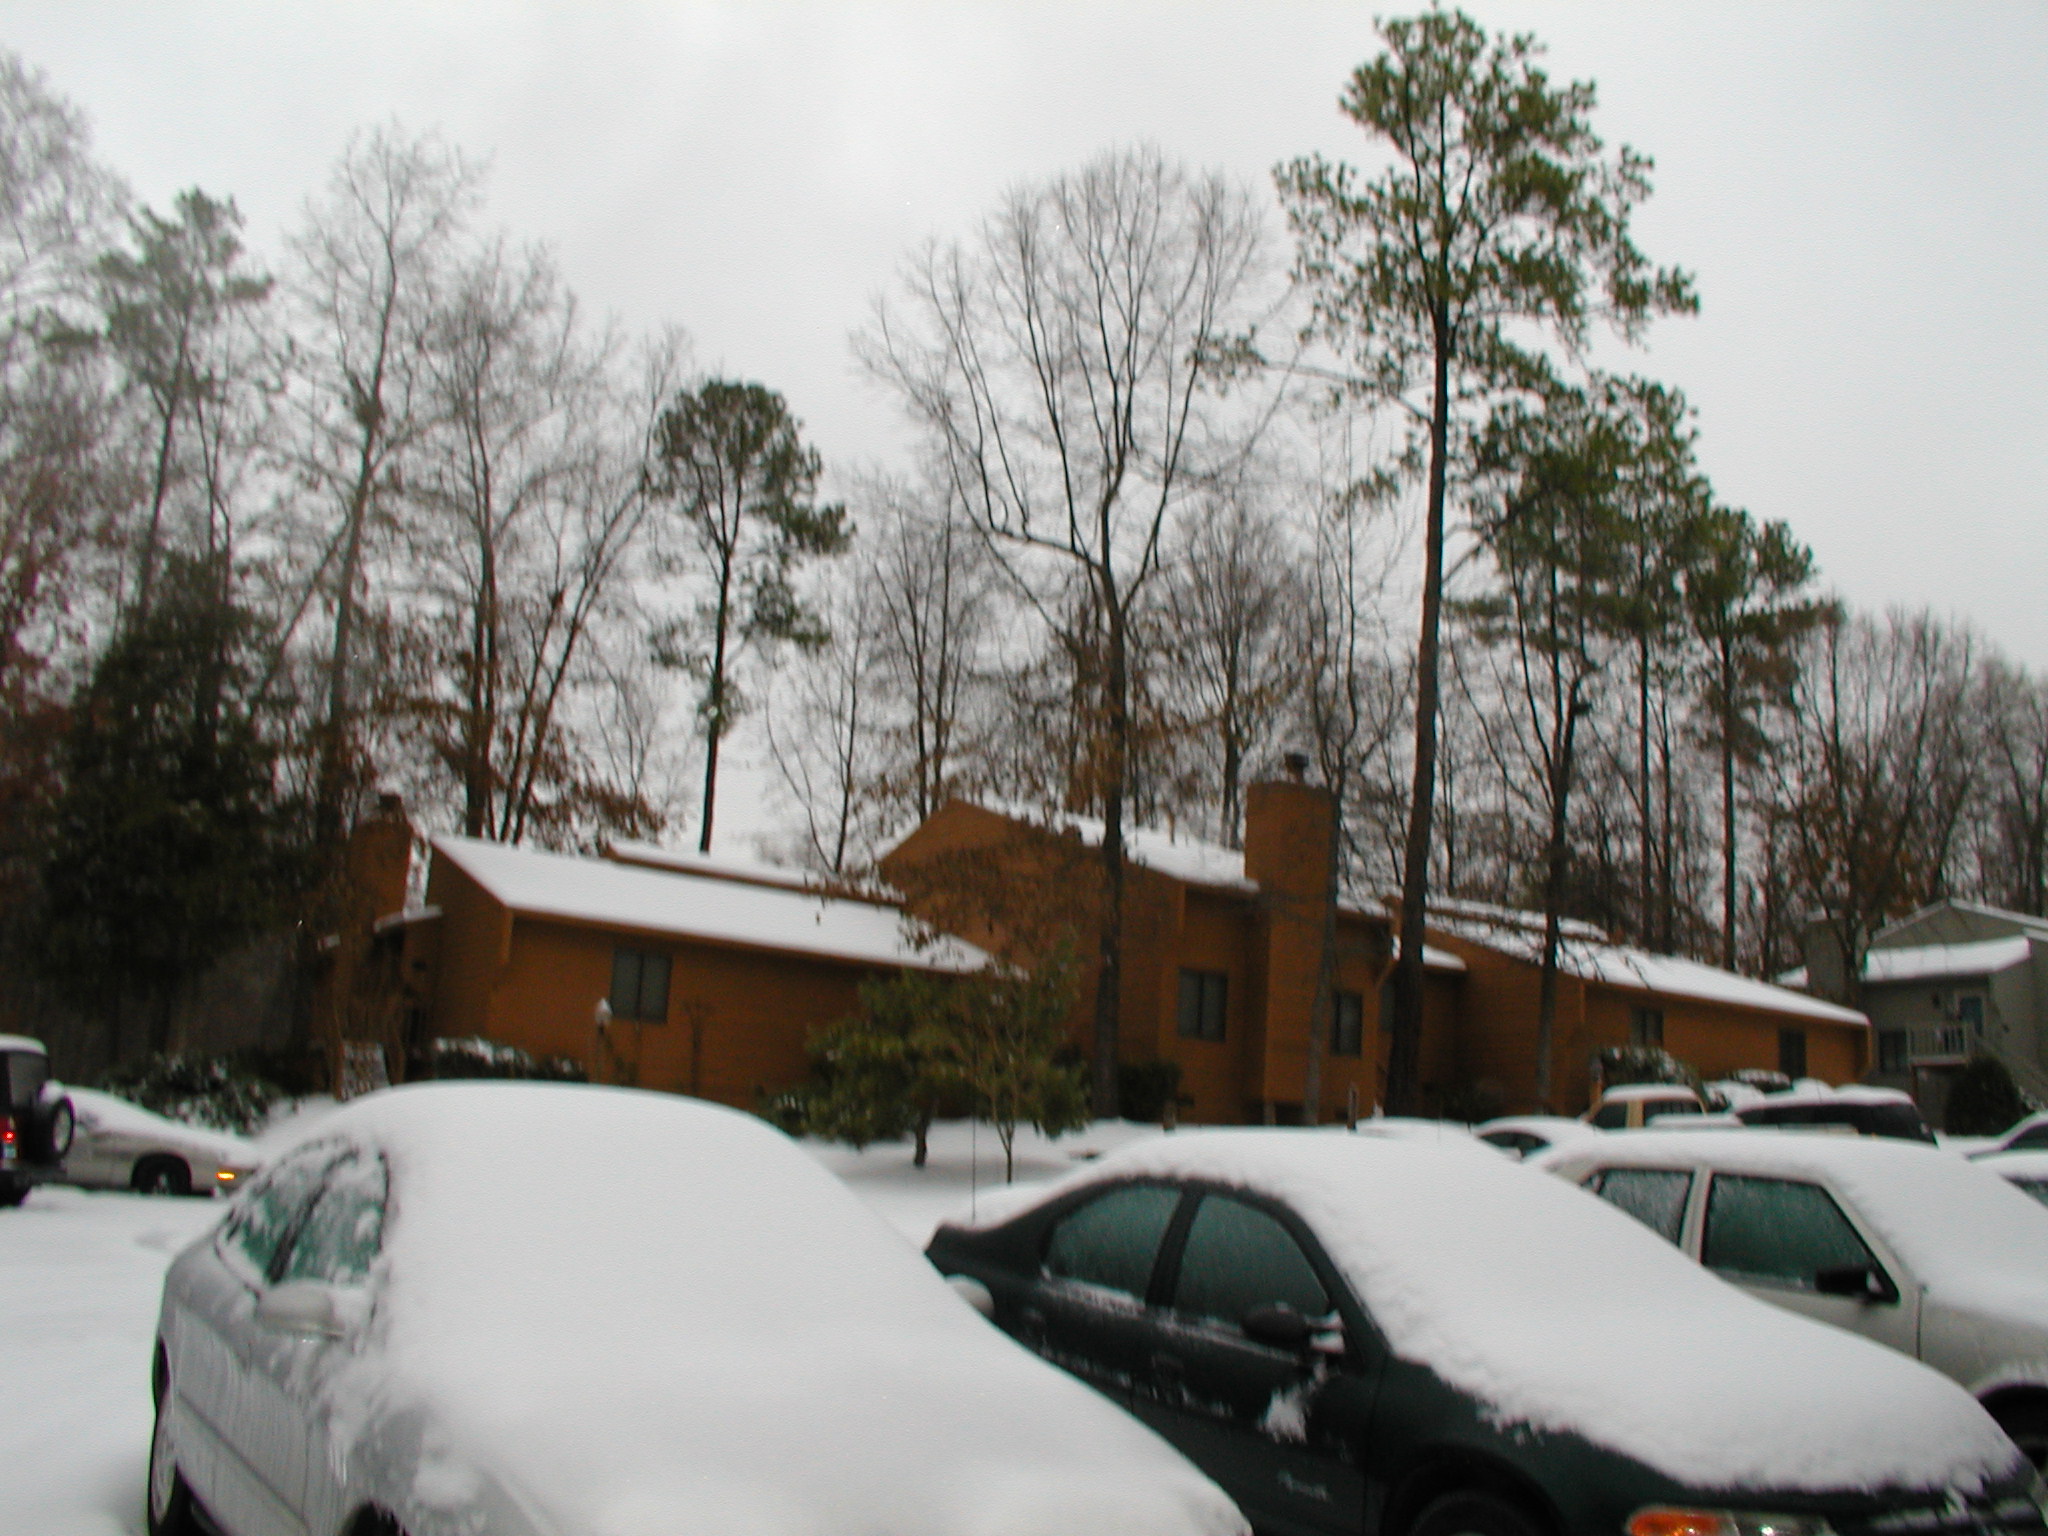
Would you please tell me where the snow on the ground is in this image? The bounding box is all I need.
[0,1110,1158,1536]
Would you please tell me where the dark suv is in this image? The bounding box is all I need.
[1,1035,75,1206]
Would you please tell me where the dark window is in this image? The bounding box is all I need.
[1877,1029,1910,1073]
[1043,1184,1181,1299]
[1630,1007,1664,1048]
[1589,1167,1693,1244]
[1177,969,1228,1042]
[2009,1179,2048,1210]
[1778,1028,1807,1079]
[2013,1123,2048,1152]
[610,948,671,1023]
[279,1154,388,1285]
[1957,994,1985,1033]
[1590,1100,1632,1130]
[1330,991,1364,1058]
[1172,1194,1328,1327]
[1702,1175,1880,1291]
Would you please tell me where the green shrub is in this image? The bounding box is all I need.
[98,1053,284,1136]
[1945,1055,2028,1136]
[408,1036,586,1083]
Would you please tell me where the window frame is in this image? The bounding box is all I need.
[1039,1180,1188,1303]
[1176,968,1228,1043]
[609,946,672,1024]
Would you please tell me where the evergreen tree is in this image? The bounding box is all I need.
[1277,8,1695,1113]
[648,379,847,852]
[1946,1055,2027,1137]
[799,967,954,1168]
[36,554,298,1059]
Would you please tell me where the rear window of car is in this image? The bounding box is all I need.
[2,1050,45,1110]
[1587,1167,1693,1243]
[1044,1183,1181,1300]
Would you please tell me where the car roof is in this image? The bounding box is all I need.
[1599,1083,1701,1102]
[1977,1150,2048,1180]
[0,1034,46,1055]
[1542,1128,2048,1295]
[956,1128,2018,1498]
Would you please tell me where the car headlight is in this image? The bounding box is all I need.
[1629,1510,1833,1536]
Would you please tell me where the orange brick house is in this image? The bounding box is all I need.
[350,778,1866,1123]
[1417,901,1870,1114]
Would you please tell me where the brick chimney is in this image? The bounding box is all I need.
[347,792,414,921]
[1244,778,1334,901]
[1243,778,1336,1118]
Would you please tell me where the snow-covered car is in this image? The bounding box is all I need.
[147,1082,1246,1536]
[1472,1114,1603,1160]
[927,1129,2045,1536]
[1733,1083,1936,1142]
[1971,1112,2048,1159]
[1543,1128,2048,1466]
[1978,1151,2048,1208]
[1582,1082,1707,1128]
[62,1087,260,1197]
[0,1033,74,1208]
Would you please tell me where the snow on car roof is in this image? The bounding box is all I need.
[0,1034,44,1054]
[1745,1083,1915,1109]
[1599,1083,1703,1102]
[303,1083,1242,1536]
[1978,1151,2048,1182]
[1551,1130,2048,1306]
[964,1129,2019,1495]
[433,834,987,974]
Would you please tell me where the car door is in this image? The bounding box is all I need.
[262,1148,390,1536]
[1027,1180,1185,1402]
[1133,1188,1372,1536]
[175,1144,337,1536]
[63,1103,115,1186]
[1696,1171,1919,1358]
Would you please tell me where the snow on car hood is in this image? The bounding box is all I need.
[993,1130,2023,1497]
[66,1087,256,1162]
[313,1083,1243,1536]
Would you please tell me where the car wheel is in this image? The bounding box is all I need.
[1989,1396,2048,1470]
[0,1180,27,1209]
[133,1157,192,1197]
[147,1402,201,1536]
[37,1094,74,1160]
[1408,1489,1546,1536]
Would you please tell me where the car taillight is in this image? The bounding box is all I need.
[0,1112,13,1145]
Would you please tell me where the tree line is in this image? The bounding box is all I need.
[0,18,2040,1112]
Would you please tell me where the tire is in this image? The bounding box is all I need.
[1408,1489,1546,1536]
[147,1401,202,1536]
[37,1094,74,1160]
[0,1179,27,1209]
[1989,1396,2048,1471]
[133,1157,192,1197]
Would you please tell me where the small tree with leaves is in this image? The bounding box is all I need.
[1945,1055,2027,1137]
[797,966,956,1168]
[649,379,848,852]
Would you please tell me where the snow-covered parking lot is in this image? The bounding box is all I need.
[0,1115,1161,1536]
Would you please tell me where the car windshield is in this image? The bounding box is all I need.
[2,1050,45,1111]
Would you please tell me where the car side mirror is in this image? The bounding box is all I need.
[1242,1304,1316,1350]
[257,1281,350,1339]
[1814,1264,1898,1304]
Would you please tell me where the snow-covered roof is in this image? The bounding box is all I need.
[960,1130,2017,1494]
[1877,899,2048,944]
[1426,895,1607,942]
[603,839,826,895]
[1432,916,1868,1026]
[1018,807,1258,893]
[432,836,984,974]
[0,1034,44,1054]
[1862,935,2036,985]
[294,1083,1244,1536]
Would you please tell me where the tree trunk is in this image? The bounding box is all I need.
[699,564,735,855]
[1719,643,1739,970]
[1536,692,1584,1108]
[1387,305,1453,1116]
[1091,581,1130,1119]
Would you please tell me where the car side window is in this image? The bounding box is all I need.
[1590,1102,1630,1130]
[2014,1125,2048,1152]
[1588,1167,1693,1244]
[1702,1175,1880,1291]
[1171,1193,1329,1328]
[1043,1183,1181,1300]
[277,1152,388,1285]
[2010,1178,2048,1209]
[221,1148,335,1282]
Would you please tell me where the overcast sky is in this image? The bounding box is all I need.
[6,0,2044,685]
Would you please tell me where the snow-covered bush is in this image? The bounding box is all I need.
[97,1053,282,1135]
[408,1036,585,1083]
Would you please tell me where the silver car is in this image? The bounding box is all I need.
[1543,1128,2048,1467]
[147,1081,1247,1536]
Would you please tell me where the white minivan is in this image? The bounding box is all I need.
[1543,1128,2048,1467]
